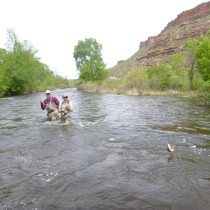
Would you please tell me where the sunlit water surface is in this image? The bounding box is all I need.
[0,89,210,209]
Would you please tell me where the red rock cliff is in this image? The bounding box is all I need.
[139,1,210,50]
[111,2,210,79]
[166,2,210,28]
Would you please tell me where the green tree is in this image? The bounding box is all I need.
[124,68,149,91]
[194,32,210,81]
[3,30,38,95]
[187,32,210,87]
[186,38,199,90]
[0,29,69,96]
[73,38,107,81]
[0,48,8,96]
[147,65,172,90]
[170,53,188,90]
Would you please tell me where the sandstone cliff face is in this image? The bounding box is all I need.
[166,2,210,28]
[110,2,210,79]
[137,1,210,65]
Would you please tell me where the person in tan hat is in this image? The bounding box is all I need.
[40,90,60,121]
[59,94,73,124]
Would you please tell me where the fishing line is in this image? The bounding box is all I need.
[69,83,82,100]
[69,88,78,100]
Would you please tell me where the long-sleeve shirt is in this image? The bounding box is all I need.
[41,96,60,110]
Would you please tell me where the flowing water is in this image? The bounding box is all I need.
[0,89,210,209]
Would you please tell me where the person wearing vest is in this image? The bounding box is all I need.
[40,90,60,121]
[59,94,73,124]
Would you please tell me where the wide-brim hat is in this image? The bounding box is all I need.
[45,90,51,94]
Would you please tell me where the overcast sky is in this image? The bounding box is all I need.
[0,0,208,79]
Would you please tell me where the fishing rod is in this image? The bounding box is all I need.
[69,88,78,100]
[69,83,82,100]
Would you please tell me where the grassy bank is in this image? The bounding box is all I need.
[77,78,210,106]
[77,53,210,106]
[77,79,198,97]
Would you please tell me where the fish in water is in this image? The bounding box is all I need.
[167,144,174,152]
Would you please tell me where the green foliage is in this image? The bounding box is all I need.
[169,53,189,90]
[123,57,190,92]
[0,49,8,96]
[124,68,149,90]
[67,79,78,88]
[77,79,125,94]
[147,65,172,90]
[78,32,210,101]
[102,80,124,89]
[0,29,68,97]
[186,32,210,92]
[73,38,107,81]
[190,32,210,81]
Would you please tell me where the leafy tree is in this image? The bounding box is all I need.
[186,32,210,89]
[194,32,210,81]
[186,38,199,90]
[3,30,37,95]
[147,65,172,90]
[0,48,8,62]
[6,29,19,52]
[73,38,107,81]
[124,68,149,90]
[0,29,69,96]
[0,49,8,96]
[170,53,188,90]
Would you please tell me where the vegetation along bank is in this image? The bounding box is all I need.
[75,3,210,105]
[76,32,210,105]
[0,29,70,97]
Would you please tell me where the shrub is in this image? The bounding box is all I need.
[124,68,149,90]
[147,65,171,90]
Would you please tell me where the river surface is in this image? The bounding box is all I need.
[0,89,210,209]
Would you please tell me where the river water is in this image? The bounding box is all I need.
[0,89,210,209]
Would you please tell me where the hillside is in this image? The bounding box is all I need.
[109,1,210,79]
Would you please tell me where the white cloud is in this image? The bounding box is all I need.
[0,0,208,79]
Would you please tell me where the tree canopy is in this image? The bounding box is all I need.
[73,38,107,81]
[0,29,69,97]
[187,32,210,82]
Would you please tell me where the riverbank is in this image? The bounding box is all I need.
[77,80,210,106]
[77,81,197,97]
[0,80,75,98]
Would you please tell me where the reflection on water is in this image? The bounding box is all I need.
[0,90,210,209]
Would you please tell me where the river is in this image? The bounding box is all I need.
[0,89,210,209]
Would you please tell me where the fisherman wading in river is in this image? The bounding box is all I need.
[59,94,73,124]
[40,90,60,121]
